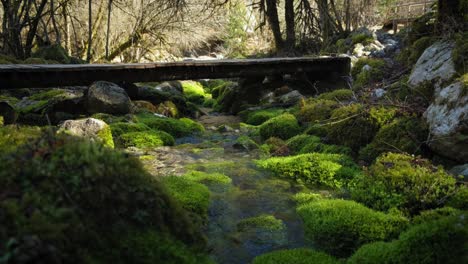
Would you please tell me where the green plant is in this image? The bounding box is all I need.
[162,176,210,218]
[137,113,204,138]
[317,89,354,101]
[237,214,284,232]
[252,248,339,264]
[182,81,205,97]
[446,185,468,210]
[32,44,71,64]
[244,108,284,125]
[257,153,361,188]
[259,113,301,140]
[297,99,337,123]
[0,125,43,153]
[352,58,386,89]
[183,171,232,185]
[297,199,408,257]
[351,33,374,45]
[350,152,457,215]
[119,130,174,148]
[110,122,152,138]
[286,134,321,153]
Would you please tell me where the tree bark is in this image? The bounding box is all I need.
[87,0,92,62]
[284,0,295,53]
[105,0,112,60]
[265,0,283,53]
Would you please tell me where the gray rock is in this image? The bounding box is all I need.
[278,90,304,105]
[59,118,114,147]
[450,164,468,182]
[373,88,386,98]
[408,41,457,89]
[424,81,468,163]
[87,81,131,115]
[155,81,183,95]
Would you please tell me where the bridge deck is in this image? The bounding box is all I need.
[0,57,350,89]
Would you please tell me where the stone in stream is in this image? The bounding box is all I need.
[87,81,132,115]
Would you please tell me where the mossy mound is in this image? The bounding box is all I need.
[326,104,379,151]
[297,99,337,123]
[119,130,174,148]
[447,186,468,210]
[257,153,361,188]
[0,125,43,153]
[242,108,285,125]
[352,58,386,89]
[286,134,321,153]
[262,137,290,156]
[137,113,204,138]
[297,199,408,257]
[358,116,428,163]
[233,135,259,151]
[183,171,232,186]
[348,212,467,264]
[317,89,354,101]
[109,122,152,138]
[259,113,301,140]
[350,152,457,215]
[237,214,285,232]
[182,81,206,97]
[252,248,339,264]
[0,134,206,263]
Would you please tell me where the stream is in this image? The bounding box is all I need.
[140,114,311,264]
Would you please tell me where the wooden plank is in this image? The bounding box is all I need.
[0,57,350,89]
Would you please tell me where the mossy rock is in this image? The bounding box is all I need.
[0,134,205,263]
[297,99,337,123]
[0,54,21,64]
[285,134,321,153]
[257,153,361,188]
[91,113,138,124]
[297,199,408,257]
[351,58,386,89]
[110,122,152,138]
[326,104,379,151]
[132,100,158,113]
[23,57,49,64]
[137,113,204,138]
[32,45,71,64]
[183,171,232,186]
[351,33,374,45]
[242,108,285,125]
[182,81,205,97]
[253,248,339,264]
[350,152,457,215]
[233,135,259,151]
[298,141,353,156]
[58,118,115,148]
[0,125,43,153]
[317,89,354,101]
[348,212,467,264]
[446,186,468,210]
[236,214,285,232]
[358,116,428,163]
[259,113,301,140]
[119,130,174,148]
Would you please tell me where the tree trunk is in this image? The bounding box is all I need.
[317,0,332,43]
[265,0,283,53]
[284,0,295,53]
[105,0,112,60]
[87,0,92,62]
[51,0,61,44]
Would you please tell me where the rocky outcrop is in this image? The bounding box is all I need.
[408,41,457,88]
[424,81,468,163]
[87,81,131,115]
[59,118,114,148]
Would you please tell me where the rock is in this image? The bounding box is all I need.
[0,101,17,124]
[424,81,468,163]
[59,118,114,148]
[156,81,183,95]
[87,81,131,115]
[362,64,372,72]
[132,100,157,113]
[217,124,234,133]
[408,41,457,88]
[373,88,386,98]
[450,164,468,182]
[278,90,304,105]
[260,92,276,105]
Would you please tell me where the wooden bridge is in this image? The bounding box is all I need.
[385,0,436,32]
[0,57,350,89]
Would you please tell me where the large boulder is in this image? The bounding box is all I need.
[424,81,468,163]
[87,81,131,115]
[58,118,114,148]
[408,41,457,88]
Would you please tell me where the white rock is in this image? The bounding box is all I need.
[374,88,386,98]
[59,118,114,147]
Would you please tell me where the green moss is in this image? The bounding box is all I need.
[119,130,174,148]
[350,152,457,215]
[0,95,19,105]
[110,122,152,138]
[348,212,467,264]
[244,108,285,125]
[253,248,339,264]
[299,141,353,156]
[297,199,408,257]
[336,38,350,53]
[412,207,463,225]
[137,113,204,138]
[0,134,205,263]
[352,58,386,89]
[317,89,354,101]
[351,33,374,45]
[179,117,205,133]
[453,32,468,73]
[162,176,210,218]
[183,171,232,185]
[446,186,468,210]
[327,104,379,151]
[234,135,259,151]
[32,44,71,64]
[259,113,301,140]
[358,116,428,163]
[298,99,337,123]
[368,106,397,127]
[156,101,179,117]
[182,81,205,97]
[237,214,284,232]
[304,123,328,137]
[0,125,43,153]
[293,192,326,205]
[410,37,434,64]
[96,124,115,148]
[202,98,217,108]
[257,153,361,188]
[286,134,321,153]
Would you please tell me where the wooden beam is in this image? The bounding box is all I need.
[0,57,350,89]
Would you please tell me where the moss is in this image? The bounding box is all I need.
[304,123,328,137]
[162,176,210,218]
[259,113,301,140]
[336,38,351,53]
[233,135,259,151]
[244,108,285,125]
[0,95,19,105]
[0,134,205,263]
[350,152,457,215]
[202,98,217,108]
[23,57,48,64]
[299,141,353,156]
[91,113,137,124]
[410,37,434,64]
[286,134,321,153]
[32,44,71,64]
[358,116,428,163]
[453,32,468,73]
[182,81,205,97]
[257,153,361,188]
[446,186,468,210]
[327,104,379,151]
[119,130,174,148]
[317,89,354,101]
[351,33,374,45]
[368,106,397,127]
[293,192,327,205]
[412,207,463,225]
[297,199,408,257]
[133,100,158,113]
[252,248,339,264]
[348,212,467,264]
[137,113,204,138]
[352,58,386,89]
[183,171,232,185]
[0,125,43,153]
[96,124,115,148]
[237,214,284,232]
[297,99,337,123]
[110,122,152,138]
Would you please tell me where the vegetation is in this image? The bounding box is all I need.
[119,130,175,148]
[237,215,284,232]
[137,113,204,138]
[259,113,301,140]
[297,199,408,257]
[252,248,339,264]
[297,99,337,123]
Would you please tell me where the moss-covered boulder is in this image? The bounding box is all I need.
[0,100,17,124]
[132,100,158,113]
[0,134,206,263]
[257,153,361,188]
[253,248,339,264]
[119,130,174,148]
[297,99,337,123]
[136,113,204,138]
[297,199,408,257]
[317,89,354,101]
[350,152,457,215]
[58,118,114,148]
[352,58,386,89]
[259,113,301,140]
[242,108,285,125]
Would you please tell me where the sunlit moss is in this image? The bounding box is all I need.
[253,248,339,264]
